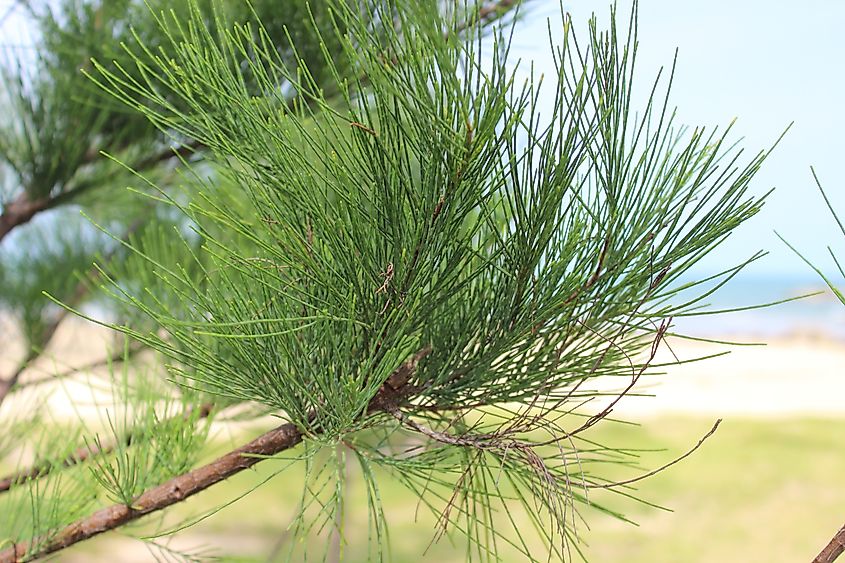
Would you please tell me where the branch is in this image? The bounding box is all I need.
[0,351,427,561]
[0,0,518,245]
[0,192,49,243]
[477,0,518,23]
[0,360,32,410]
[0,419,302,563]
[586,419,721,489]
[815,524,845,563]
[13,342,144,391]
[0,403,213,495]
[0,305,86,407]
[0,141,201,243]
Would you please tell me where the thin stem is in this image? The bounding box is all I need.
[0,358,33,410]
[586,419,721,489]
[0,221,145,406]
[0,142,199,243]
[14,343,144,391]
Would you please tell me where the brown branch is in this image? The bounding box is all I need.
[0,192,48,243]
[0,418,302,563]
[0,403,214,495]
[815,524,845,563]
[0,351,51,407]
[477,0,518,23]
[567,317,671,438]
[0,141,202,244]
[0,351,427,562]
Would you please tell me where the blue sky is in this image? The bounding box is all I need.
[1,0,843,279]
[514,1,845,278]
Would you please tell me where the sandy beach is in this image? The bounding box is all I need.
[619,332,845,417]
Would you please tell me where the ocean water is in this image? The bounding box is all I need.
[669,273,845,341]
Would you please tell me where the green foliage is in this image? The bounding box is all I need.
[0,0,781,560]
[71,0,773,559]
[779,168,844,305]
[0,472,98,555]
[0,212,100,347]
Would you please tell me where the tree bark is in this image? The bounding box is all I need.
[0,193,48,243]
[0,403,213,494]
[0,349,429,562]
[0,141,201,244]
[0,420,303,562]
[814,523,845,563]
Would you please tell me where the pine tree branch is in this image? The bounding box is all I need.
[0,142,200,244]
[0,359,31,411]
[478,0,518,22]
[0,192,48,243]
[0,324,61,409]
[586,419,721,489]
[0,350,428,561]
[0,0,522,245]
[815,524,845,563]
[0,418,301,563]
[13,342,144,391]
[0,402,214,495]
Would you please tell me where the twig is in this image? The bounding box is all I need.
[814,523,845,563]
[0,419,302,563]
[477,0,518,23]
[14,343,144,391]
[0,350,427,561]
[0,403,214,495]
[0,300,86,408]
[0,361,31,409]
[0,220,146,407]
[564,317,671,439]
[0,142,200,244]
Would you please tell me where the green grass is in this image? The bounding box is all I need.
[68,416,845,561]
[578,417,845,562]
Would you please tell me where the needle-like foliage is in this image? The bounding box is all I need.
[0,0,779,561]
[778,168,845,306]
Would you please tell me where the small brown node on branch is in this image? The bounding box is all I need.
[368,346,432,414]
[376,262,394,294]
[432,194,445,221]
[650,263,672,290]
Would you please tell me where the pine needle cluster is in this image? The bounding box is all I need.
[0,1,778,560]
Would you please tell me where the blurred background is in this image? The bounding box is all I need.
[0,0,843,561]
